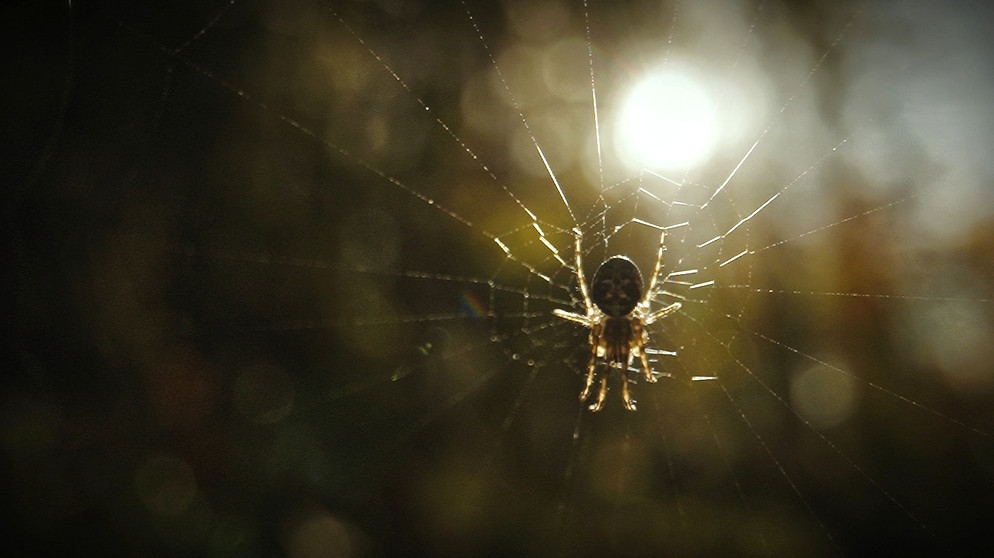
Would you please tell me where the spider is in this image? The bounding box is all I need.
[553,228,681,411]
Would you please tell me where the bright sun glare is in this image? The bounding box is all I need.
[615,68,717,172]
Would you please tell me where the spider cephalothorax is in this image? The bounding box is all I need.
[554,229,680,411]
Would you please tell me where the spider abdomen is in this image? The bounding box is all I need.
[591,256,644,317]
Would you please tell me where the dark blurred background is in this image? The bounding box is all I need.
[5,0,994,556]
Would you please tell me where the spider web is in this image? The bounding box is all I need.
[7,0,994,555]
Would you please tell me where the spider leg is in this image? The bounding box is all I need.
[621,365,637,411]
[644,301,681,326]
[572,228,594,317]
[591,374,608,412]
[638,350,655,384]
[641,230,668,307]
[631,322,656,384]
[582,322,607,408]
[580,340,598,404]
[553,309,591,327]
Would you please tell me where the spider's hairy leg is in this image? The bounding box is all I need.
[572,228,593,314]
[620,364,636,411]
[592,374,608,412]
[642,230,668,306]
[637,348,655,384]
[582,321,608,410]
[579,369,596,405]
[644,302,681,325]
[553,309,591,327]
[580,331,599,405]
[631,321,657,384]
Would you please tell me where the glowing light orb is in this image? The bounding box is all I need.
[615,69,717,172]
